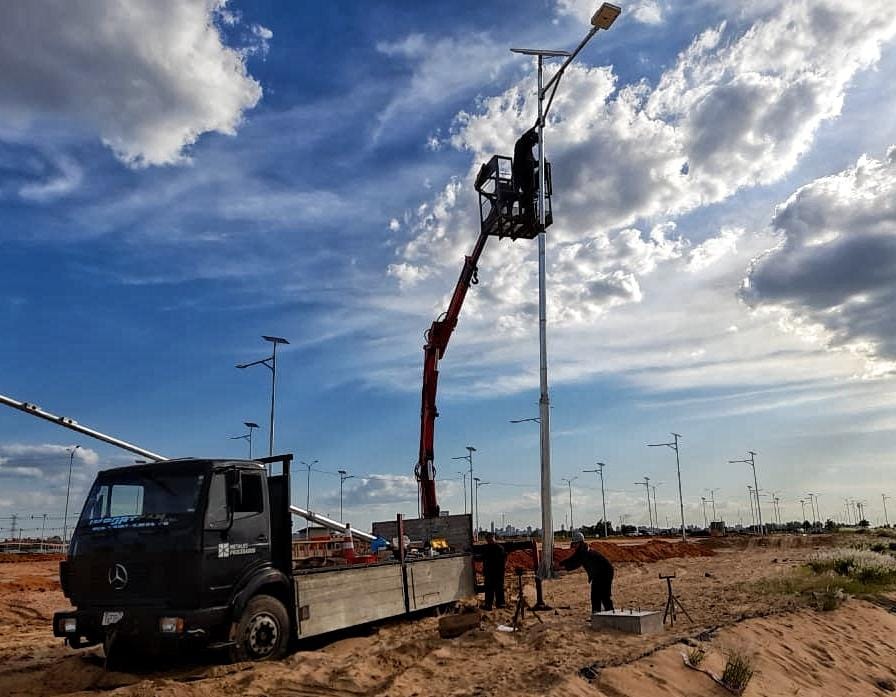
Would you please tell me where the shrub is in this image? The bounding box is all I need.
[687,645,706,667]
[721,649,755,693]
[808,549,896,586]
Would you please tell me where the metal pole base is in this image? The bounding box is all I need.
[531,575,552,611]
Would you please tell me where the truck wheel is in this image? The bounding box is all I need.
[230,595,289,662]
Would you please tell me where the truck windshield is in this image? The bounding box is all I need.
[78,472,205,531]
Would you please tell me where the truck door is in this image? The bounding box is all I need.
[202,470,271,607]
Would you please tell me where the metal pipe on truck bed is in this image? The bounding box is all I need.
[289,505,380,544]
[0,393,168,462]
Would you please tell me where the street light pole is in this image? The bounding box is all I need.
[705,488,719,523]
[648,432,686,542]
[301,459,318,532]
[511,2,620,582]
[337,469,355,522]
[451,446,477,519]
[473,477,490,536]
[800,498,807,524]
[561,476,578,531]
[457,471,468,515]
[883,494,891,527]
[236,335,289,463]
[634,477,652,528]
[62,444,80,544]
[700,497,708,529]
[230,421,260,459]
[583,462,608,537]
[651,483,660,532]
[730,452,764,536]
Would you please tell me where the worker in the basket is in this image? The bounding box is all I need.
[481,532,507,610]
[560,531,615,614]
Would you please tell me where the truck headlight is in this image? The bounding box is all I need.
[159,617,184,634]
[62,618,77,634]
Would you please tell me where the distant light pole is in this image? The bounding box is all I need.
[883,494,891,527]
[700,497,709,528]
[473,477,490,536]
[301,459,318,532]
[230,421,260,459]
[511,1,621,582]
[648,432,686,542]
[236,335,289,459]
[583,462,608,537]
[62,445,80,544]
[457,471,469,515]
[800,498,808,524]
[451,446,476,518]
[705,488,719,523]
[651,482,661,531]
[634,477,652,528]
[730,452,764,536]
[561,476,578,531]
[747,485,757,531]
[806,492,818,528]
[337,469,355,522]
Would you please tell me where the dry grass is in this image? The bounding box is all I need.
[720,648,755,694]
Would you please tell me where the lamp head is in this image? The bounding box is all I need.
[591,3,621,29]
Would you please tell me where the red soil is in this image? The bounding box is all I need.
[503,539,714,572]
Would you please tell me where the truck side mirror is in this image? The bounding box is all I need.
[226,470,243,525]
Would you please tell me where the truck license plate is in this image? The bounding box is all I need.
[102,611,124,626]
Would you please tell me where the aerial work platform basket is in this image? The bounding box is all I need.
[474,155,553,240]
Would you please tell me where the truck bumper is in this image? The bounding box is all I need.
[53,605,231,648]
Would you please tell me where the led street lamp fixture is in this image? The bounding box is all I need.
[592,3,621,29]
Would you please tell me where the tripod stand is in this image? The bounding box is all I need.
[660,573,692,626]
[511,567,544,630]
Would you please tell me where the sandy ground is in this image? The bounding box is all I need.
[2,535,895,697]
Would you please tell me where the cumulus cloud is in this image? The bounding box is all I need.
[0,443,100,478]
[743,147,896,375]
[390,0,896,337]
[556,0,664,25]
[0,0,265,167]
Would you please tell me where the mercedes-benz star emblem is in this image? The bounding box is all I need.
[108,563,128,590]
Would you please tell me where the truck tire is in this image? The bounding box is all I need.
[229,594,290,662]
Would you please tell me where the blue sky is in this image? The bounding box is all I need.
[2,0,896,537]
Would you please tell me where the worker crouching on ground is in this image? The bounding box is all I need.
[560,531,614,613]
[481,532,507,610]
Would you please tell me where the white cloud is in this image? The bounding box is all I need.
[390,0,896,346]
[556,0,664,25]
[18,155,83,201]
[744,147,896,375]
[0,0,264,167]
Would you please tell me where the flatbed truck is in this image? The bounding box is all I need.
[52,453,474,662]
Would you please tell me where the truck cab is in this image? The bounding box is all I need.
[54,455,295,662]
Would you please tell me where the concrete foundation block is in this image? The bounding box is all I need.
[591,609,663,635]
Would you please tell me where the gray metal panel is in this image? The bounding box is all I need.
[294,563,406,638]
[407,555,474,610]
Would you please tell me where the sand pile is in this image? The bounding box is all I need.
[504,539,714,572]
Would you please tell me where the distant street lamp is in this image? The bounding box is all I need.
[230,421,260,459]
[301,459,318,532]
[583,462,608,537]
[883,494,891,527]
[62,445,80,544]
[337,469,355,522]
[561,476,578,531]
[634,477,652,528]
[236,335,289,459]
[730,452,764,536]
[473,477,490,536]
[705,488,719,523]
[651,482,661,531]
[648,433,686,542]
[700,497,709,529]
[451,446,476,518]
[511,1,621,582]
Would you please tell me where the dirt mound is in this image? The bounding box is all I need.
[504,539,714,572]
[0,574,61,594]
[0,553,64,564]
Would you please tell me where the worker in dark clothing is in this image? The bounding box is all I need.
[560,531,614,613]
[512,126,539,225]
[481,532,507,610]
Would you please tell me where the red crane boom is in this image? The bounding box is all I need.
[416,231,489,518]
